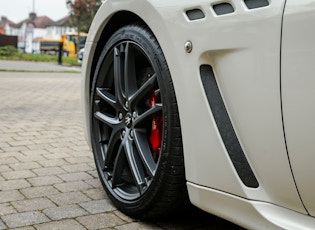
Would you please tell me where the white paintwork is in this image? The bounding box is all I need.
[282,0,315,217]
[188,182,315,230]
[82,0,315,228]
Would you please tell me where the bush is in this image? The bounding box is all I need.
[0,46,18,56]
[0,46,79,65]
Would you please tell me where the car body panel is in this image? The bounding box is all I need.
[282,0,315,217]
[82,0,315,228]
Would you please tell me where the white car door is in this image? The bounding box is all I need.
[282,0,315,216]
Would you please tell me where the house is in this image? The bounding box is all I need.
[0,16,19,36]
[0,17,19,47]
[46,16,75,40]
[0,13,75,53]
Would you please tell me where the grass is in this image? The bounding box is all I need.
[0,46,79,66]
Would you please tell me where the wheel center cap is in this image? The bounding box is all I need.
[124,113,132,128]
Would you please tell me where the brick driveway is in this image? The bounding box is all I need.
[0,71,241,229]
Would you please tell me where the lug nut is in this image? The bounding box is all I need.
[125,101,129,108]
[122,130,126,137]
[118,113,123,120]
[132,111,137,118]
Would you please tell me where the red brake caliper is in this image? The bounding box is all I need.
[149,91,162,155]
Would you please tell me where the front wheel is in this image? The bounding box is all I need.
[90,24,188,218]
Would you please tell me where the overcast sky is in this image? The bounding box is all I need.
[0,0,69,23]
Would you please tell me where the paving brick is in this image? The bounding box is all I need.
[16,154,46,163]
[57,171,93,182]
[54,181,92,193]
[48,191,90,206]
[44,152,71,160]
[0,151,21,158]
[13,135,37,141]
[20,149,50,156]
[0,190,25,203]
[1,146,28,153]
[17,131,40,137]
[32,167,66,176]
[26,143,53,151]
[11,198,56,212]
[77,213,126,229]
[2,170,36,180]
[7,140,34,147]
[9,162,42,170]
[2,211,49,228]
[113,210,136,223]
[0,156,19,164]
[20,186,60,199]
[87,170,99,178]
[0,142,10,148]
[50,141,78,148]
[35,219,85,230]
[84,178,103,188]
[43,205,88,220]
[0,203,17,215]
[27,175,63,186]
[79,199,116,214]
[65,156,92,164]
[37,159,67,167]
[69,145,90,151]
[0,220,6,230]
[0,179,31,191]
[82,188,107,200]
[115,222,164,230]
[10,227,35,230]
[0,165,12,172]
[61,163,93,173]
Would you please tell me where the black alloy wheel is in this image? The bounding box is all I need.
[90,24,188,217]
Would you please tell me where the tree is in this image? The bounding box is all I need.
[66,0,102,53]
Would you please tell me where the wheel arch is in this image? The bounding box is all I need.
[88,11,146,92]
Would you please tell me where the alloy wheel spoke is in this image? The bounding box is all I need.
[124,138,146,193]
[111,143,126,188]
[130,73,157,109]
[133,103,162,127]
[94,111,119,128]
[134,130,157,177]
[104,128,123,167]
[96,87,118,110]
[124,43,138,99]
[114,46,126,107]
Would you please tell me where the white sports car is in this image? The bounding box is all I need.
[82,0,315,228]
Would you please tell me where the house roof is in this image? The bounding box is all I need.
[0,16,18,28]
[55,16,71,27]
[16,13,55,28]
[1,13,72,30]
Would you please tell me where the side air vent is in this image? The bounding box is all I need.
[200,65,259,188]
[186,9,205,21]
[244,0,269,9]
[212,3,235,16]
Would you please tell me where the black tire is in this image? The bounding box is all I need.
[90,23,188,218]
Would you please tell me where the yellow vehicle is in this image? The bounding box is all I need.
[40,32,88,57]
[62,32,88,57]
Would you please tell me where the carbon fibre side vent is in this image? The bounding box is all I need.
[200,64,259,188]
[244,0,269,9]
[212,3,235,15]
[186,9,205,21]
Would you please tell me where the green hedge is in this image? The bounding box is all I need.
[0,46,18,56]
[0,46,79,65]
